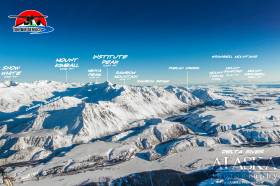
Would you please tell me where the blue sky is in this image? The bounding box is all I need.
[0,0,280,84]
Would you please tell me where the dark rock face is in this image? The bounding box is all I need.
[79,182,109,186]
[110,169,215,186]
[77,169,215,186]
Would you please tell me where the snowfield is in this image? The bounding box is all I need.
[1,81,280,185]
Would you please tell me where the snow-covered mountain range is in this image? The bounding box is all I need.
[1,81,280,185]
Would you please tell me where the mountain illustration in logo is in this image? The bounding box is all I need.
[8,10,54,34]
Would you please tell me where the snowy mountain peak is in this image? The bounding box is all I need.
[0,80,18,87]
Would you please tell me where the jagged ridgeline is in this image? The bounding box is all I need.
[1,81,280,185]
